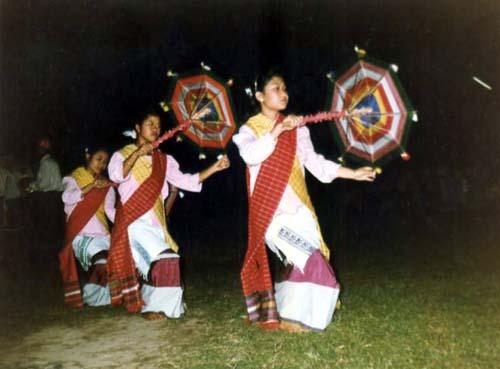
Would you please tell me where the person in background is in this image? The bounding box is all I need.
[26,137,64,245]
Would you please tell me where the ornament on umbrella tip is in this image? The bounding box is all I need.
[390,64,399,73]
[338,157,344,163]
[200,62,211,71]
[354,45,367,58]
[227,78,234,87]
[179,191,185,199]
[199,152,207,160]
[401,152,411,161]
[176,135,183,142]
[217,154,224,160]
[412,111,419,122]
[326,72,335,82]
[167,69,178,78]
[375,167,382,175]
[159,101,169,112]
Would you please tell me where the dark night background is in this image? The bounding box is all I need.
[1,0,499,266]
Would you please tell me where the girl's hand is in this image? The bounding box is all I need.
[94,178,114,188]
[282,115,303,129]
[136,143,154,156]
[271,115,303,138]
[352,167,377,182]
[212,155,230,172]
[199,155,230,182]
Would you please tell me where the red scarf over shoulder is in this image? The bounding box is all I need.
[107,151,166,313]
[241,114,297,328]
[59,187,109,308]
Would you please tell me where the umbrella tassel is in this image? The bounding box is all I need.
[354,45,367,58]
[200,62,211,71]
[159,101,170,112]
[167,69,178,78]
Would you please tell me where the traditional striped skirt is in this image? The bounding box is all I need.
[72,235,111,306]
[128,220,184,318]
[265,206,340,331]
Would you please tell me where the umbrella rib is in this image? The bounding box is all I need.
[350,115,402,145]
[351,112,404,118]
[175,74,234,149]
[334,82,354,110]
[342,117,375,163]
[348,70,391,112]
[193,85,229,147]
[181,83,209,146]
[347,63,370,111]
[348,116,404,158]
[333,62,364,111]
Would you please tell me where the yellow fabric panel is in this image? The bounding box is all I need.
[71,167,109,232]
[119,145,179,252]
[244,114,330,259]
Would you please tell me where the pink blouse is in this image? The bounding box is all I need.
[233,126,340,215]
[62,176,116,238]
[108,151,202,227]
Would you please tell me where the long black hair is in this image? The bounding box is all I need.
[81,143,110,168]
[243,69,286,120]
[132,104,166,128]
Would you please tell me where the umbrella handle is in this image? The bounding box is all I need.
[152,120,191,148]
[301,108,372,125]
[152,108,212,148]
[301,111,347,125]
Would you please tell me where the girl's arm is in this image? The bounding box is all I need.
[61,177,85,205]
[122,144,153,178]
[232,126,277,165]
[199,155,230,183]
[166,155,230,191]
[336,166,376,181]
[165,155,202,192]
[108,152,132,183]
[299,127,375,182]
[104,187,116,223]
[298,127,341,183]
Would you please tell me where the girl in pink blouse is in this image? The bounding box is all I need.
[61,146,115,307]
[108,107,230,320]
[233,71,376,332]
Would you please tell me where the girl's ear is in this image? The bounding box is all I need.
[135,124,141,134]
[255,91,264,103]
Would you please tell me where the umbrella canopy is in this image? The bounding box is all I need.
[168,71,236,150]
[327,57,416,166]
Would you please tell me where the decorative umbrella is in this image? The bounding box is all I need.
[160,65,236,154]
[325,50,417,166]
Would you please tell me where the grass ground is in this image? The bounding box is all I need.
[0,211,499,369]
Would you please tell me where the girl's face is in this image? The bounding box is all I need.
[257,76,289,112]
[86,150,109,176]
[135,114,161,143]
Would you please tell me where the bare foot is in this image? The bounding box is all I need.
[336,299,342,310]
[280,321,310,333]
[142,312,167,321]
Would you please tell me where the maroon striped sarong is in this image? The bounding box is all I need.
[59,187,109,308]
[107,151,167,313]
[240,114,297,330]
